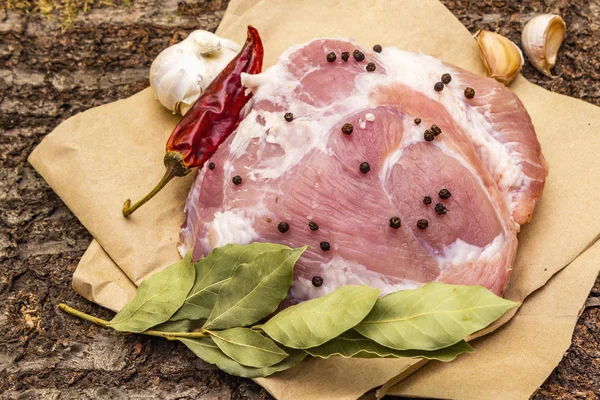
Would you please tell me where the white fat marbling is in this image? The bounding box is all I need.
[437,234,504,268]
[290,256,423,301]
[236,53,375,180]
[379,117,428,192]
[380,147,403,189]
[448,98,521,193]
[205,210,258,250]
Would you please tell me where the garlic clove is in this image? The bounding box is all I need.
[186,30,222,55]
[150,30,242,115]
[521,14,566,77]
[475,30,524,85]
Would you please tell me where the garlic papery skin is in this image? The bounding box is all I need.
[521,14,566,77]
[475,30,524,85]
[150,30,242,115]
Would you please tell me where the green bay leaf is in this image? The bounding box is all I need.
[306,331,473,361]
[262,285,380,349]
[209,327,288,368]
[153,318,205,333]
[203,246,306,330]
[171,243,288,322]
[180,337,306,378]
[354,282,519,351]
[107,252,195,332]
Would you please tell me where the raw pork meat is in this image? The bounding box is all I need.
[179,39,548,299]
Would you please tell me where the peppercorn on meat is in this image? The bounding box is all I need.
[179,39,547,301]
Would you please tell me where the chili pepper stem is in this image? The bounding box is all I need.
[122,152,190,217]
[58,303,209,340]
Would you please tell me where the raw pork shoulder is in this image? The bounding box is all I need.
[179,39,548,299]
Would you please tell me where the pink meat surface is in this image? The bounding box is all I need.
[179,39,548,300]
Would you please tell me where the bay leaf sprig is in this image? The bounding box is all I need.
[59,243,518,378]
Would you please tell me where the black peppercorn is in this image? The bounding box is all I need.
[431,124,442,136]
[423,196,432,205]
[359,162,371,174]
[417,219,429,230]
[312,276,324,287]
[353,49,365,61]
[424,130,435,142]
[341,51,350,62]
[341,123,353,135]
[464,87,475,99]
[441,73,452,84]
[389,216,401,229]
[208,162,215,170]
[439,188,451,199]
[373,44,382,53]
[308,221,319,231]
[434,82,444,92]
[435,203,447,215]
[232,175,242,185]
[414,118,421,125]
[366,62,376,72]
[326,52,336,62]
[320,241,331,251]
[284,112,294,122]
[278,221,290,233]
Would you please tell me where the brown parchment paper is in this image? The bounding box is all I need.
[72,240,136,313]
[27,0,600,399]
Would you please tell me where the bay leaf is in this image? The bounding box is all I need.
[305,330,473,361]
[171,243,288,322]
[203,246,306,330]
[354,282,519,351]
[262,285,380,349]
[153,319,205,333]
[107,252,195,332]
[209,327,288,368]
[180,337,307,378]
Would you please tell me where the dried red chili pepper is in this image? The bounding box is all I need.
[123,26,264,216]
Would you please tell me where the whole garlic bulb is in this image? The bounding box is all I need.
[475,30,524,85]
[521,14,566,77]
[150,30,242,115]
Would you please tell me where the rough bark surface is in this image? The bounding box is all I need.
[0,1,598,399]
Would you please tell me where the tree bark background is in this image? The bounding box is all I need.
[0,1,598,399]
